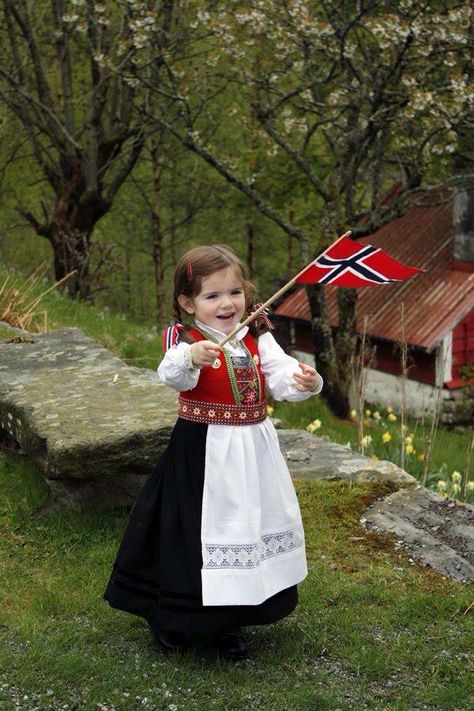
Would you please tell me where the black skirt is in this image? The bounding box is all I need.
[103,419,298,634]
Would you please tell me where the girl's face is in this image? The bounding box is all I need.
[178,267,246,334]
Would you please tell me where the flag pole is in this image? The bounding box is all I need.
[216,232,351,349]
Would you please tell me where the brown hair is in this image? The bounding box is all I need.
[173,244,268,341]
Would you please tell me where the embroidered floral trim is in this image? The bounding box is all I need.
[203,529,304,569]
[178,397,267,425]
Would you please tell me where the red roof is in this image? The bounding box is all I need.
[275,189,474,351]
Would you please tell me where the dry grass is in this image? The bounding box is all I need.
[0,265,75,333]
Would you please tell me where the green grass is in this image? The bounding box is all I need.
[1,453,473,711]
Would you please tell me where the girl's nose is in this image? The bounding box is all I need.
[221,294,233,308]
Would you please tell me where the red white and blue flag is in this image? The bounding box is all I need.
[162,323,183,352]
[296,232,422,287]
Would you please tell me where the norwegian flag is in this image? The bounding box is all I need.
[296,233,423,287]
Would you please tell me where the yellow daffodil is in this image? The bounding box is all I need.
[361,434,372,447]
[382,432,392,443]
[365,408,371,417]
[452,483,460,495]
[437,480,447,491]
[373,411,381,420]
[387,413,397,422]
[306,419,322,433]
[417,453,425,462]
[267,406,274,416]
[386,406,394,414]
[350,409,358,420]
[405,444,415,455]
[467,481,474,491]
[451,471,462,483]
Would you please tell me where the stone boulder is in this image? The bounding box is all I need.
[0,326,177,510]
[361,485,474,583]
[277,430,415,486]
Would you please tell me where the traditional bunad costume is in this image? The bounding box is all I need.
[103,320,323,634]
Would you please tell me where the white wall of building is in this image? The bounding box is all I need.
[359,367,445,417]
[436,333,453,386]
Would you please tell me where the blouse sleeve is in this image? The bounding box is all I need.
[258,332,323,402]
[156,342,200,392]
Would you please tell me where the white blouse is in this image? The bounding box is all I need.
[157,320,323,401]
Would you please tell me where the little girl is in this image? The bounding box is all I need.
[103,244,322,660]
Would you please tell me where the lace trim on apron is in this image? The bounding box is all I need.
[203,528,304,569]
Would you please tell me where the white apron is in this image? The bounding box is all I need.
[201,418,308,605]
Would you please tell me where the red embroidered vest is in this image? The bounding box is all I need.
[178,327,267,425]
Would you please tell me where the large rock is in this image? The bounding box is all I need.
[360,485,474,583]
[0,326,177,510]
[277,430,415,486]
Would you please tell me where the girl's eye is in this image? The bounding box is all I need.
[232,290,243,295]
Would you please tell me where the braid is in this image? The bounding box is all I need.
[172,296,196,344]
[172,298,181,325]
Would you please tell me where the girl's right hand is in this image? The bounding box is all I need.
[190,340,220,367]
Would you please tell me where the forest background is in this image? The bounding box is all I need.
[0,0,473,419]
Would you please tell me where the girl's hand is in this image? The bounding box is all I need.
[190,340,221,367]
[292,362,321,392]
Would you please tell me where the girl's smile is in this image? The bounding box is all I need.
[178,267,246,335]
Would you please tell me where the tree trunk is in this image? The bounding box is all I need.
[50,224,93,302]
[51,190,111,301]
[150,137,167,326]
[305,201,357,419]
[333,287,358,418]
[247,221,255,276]
[123,239,133,313]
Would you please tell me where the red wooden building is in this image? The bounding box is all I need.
[274,186,474,424]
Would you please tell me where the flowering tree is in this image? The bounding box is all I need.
[124,0,472,417]
[0,0,167,299]
[243,0,472,416]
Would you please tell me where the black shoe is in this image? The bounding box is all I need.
[215,628,248,661]
[155,630,188,653]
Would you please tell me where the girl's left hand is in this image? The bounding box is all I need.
[292,362,320,392]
